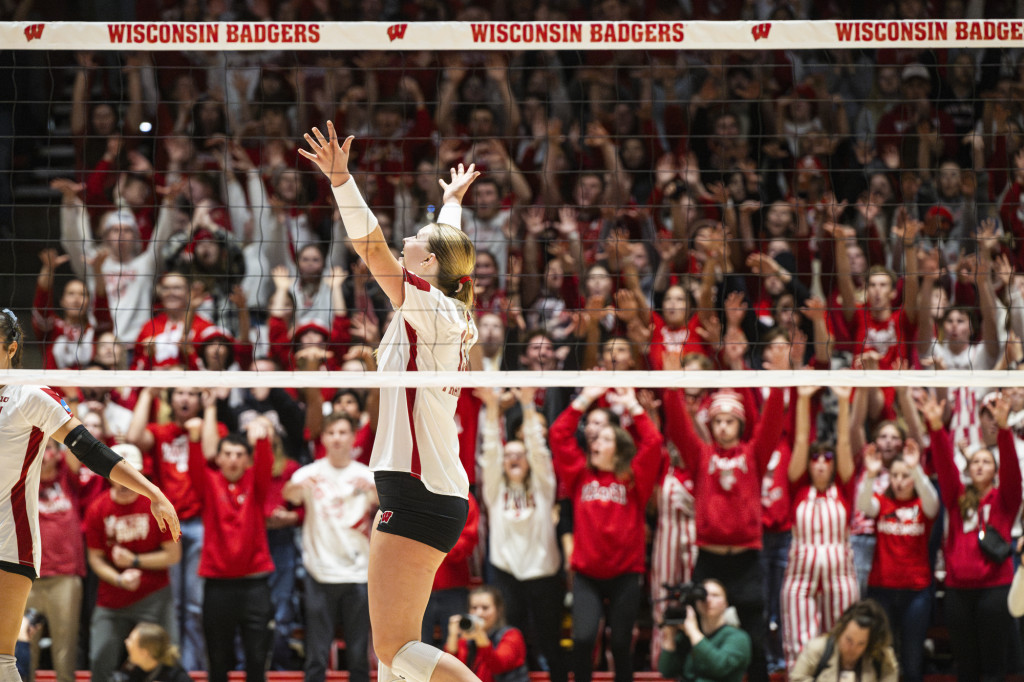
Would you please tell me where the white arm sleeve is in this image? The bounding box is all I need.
[436,202,462,231]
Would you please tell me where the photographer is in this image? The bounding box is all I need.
[444,586,528,682]
[658,579,751,682]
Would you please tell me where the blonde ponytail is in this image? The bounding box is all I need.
[428,222,476,309]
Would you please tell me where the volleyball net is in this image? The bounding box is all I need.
[3,18,1024,391]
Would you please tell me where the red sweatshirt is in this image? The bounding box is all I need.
[933,426,1022,589]
[189,438,275,579]
[664,388,786,549]
[550,409,662,579]
[456,627,528,682]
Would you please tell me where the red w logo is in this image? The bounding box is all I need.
[23,23,44,41]
[387,24,408,41]
[751,23,771,41]
[381,510,393,523]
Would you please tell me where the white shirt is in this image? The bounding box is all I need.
[934,341,1001,447]
[0,385,74,574]
[290,458,375,584]
[370,269,477,498]
[480,407,561,580]
[99,253,157,344]
[462,208,512,285]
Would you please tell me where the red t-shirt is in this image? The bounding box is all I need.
[189,439,275,579]
[133,313,213,371]
[85,492,173,609]
[38,463,85,577]
[848,306,915,370]
[144,421,228,520]
[869,494,935,590]
[648,313,711,370]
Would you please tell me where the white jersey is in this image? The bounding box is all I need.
[0,385,74,575]
[370,269,477,498]
[290,458,376,584]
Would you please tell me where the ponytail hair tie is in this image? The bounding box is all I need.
[459,276,472,285]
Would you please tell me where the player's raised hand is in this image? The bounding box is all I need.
[438,163,480,205]
[299,120,352,187]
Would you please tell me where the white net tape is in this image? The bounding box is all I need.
[3,368,1022,389]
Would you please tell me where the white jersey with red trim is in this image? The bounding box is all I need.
[0,385,74,575]
[369,269,477,498]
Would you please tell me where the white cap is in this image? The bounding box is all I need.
[111,443,144,471]
[901,63,930,82]
[100,209,140,235]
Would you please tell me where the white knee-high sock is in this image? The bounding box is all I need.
[0,654,21,682]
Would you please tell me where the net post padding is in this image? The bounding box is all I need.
[4,369,1023,389]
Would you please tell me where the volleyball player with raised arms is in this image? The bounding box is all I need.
[301,121,482,682]
[0,308,180,682]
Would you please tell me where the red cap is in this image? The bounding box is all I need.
[926,205,954,224]
[294,319,331,342]
[197,325,236,345]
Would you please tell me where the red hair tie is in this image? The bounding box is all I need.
[460,276,472,285]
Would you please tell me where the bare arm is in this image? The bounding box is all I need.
[54,182,91,279]
[849,375,869,456]
[832,225,858,325]
[899,220,922,327]
[835,387,854,483]
[200,392,220,459]
[54,415,179,540]
[788,389,814,482]
[125,387,158,453]
[977,245,1002,362]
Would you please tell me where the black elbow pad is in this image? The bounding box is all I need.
[65,425,124,478]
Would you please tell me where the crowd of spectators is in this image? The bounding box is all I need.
[12,0,1024,680]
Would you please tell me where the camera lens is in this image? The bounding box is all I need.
[458,615,474,631]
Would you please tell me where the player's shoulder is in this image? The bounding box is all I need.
[16,384,71,408]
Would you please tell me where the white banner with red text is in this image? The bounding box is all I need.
[5,19,1024,51]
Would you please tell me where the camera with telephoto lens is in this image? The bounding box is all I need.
[459,614,484,632]
[24,608,46,628]
[658,582,708,626]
